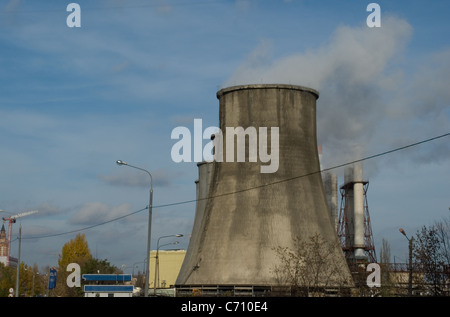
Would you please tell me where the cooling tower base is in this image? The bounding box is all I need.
[175,284,352,297]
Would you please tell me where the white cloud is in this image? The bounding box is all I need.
[98,168,178,188]
[69,202,133,225]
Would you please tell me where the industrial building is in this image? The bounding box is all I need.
[149,249,186,294]
[175,84,355,296]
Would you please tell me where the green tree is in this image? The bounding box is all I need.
[83,258,120,275]
[0,263,15,297]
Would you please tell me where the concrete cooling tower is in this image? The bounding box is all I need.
[176,84,353,294]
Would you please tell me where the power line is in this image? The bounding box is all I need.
[22,207,147,240]
[0,1,221,15]
[21,132,450,240]
[152,131,450,208]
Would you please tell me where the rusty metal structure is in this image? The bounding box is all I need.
[337,164,376,264]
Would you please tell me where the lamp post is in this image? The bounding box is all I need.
[131,264,139,276]
[116,160,153,297]
[15,224,21,297]
[399,228,413,296]
[154,234,183,294]
[31,271,39,297]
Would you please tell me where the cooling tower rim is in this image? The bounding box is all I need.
[197,160,213,167]
[216,84,319,100]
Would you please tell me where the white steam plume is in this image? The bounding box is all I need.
[224,16,450,175]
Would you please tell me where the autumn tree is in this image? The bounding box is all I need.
[54,233,92,297]
[51,233,121,297]
[58,233,92,269]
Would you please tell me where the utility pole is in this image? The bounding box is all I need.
[408,237,413,296]
[15,224,21,297]
[399,228,413,296]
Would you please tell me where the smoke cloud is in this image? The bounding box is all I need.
[224,16,450,175]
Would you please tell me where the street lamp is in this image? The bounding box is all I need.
[154,234,183,294]
[15,224,21,297]
[30,270,39,297]
[399,228,414,296]
[116,160,153,297]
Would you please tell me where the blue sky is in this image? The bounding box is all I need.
[0,0,449,272]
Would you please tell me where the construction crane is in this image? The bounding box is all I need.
[2,210,38,266]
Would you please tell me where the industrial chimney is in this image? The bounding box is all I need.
[176,84,353,292]
[338,163,377,263]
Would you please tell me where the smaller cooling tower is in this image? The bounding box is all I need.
[323,172,338,232]
[176,161,214,283]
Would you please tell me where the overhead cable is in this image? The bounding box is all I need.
[22,132,449,240]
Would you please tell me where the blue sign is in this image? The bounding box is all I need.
[48,267,57,289]
[82,274,132,282]
[84,285,134,293]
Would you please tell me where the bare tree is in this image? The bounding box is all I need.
[379,238,391,264]
[434,215,450,265]
[378,238,396,296]
[414,225,448,296]
[434,214,450,294]
[272,233,351,296]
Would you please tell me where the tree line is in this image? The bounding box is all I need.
[378,213,450,296]
[0,233,123,297]
[273,213,450,296]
